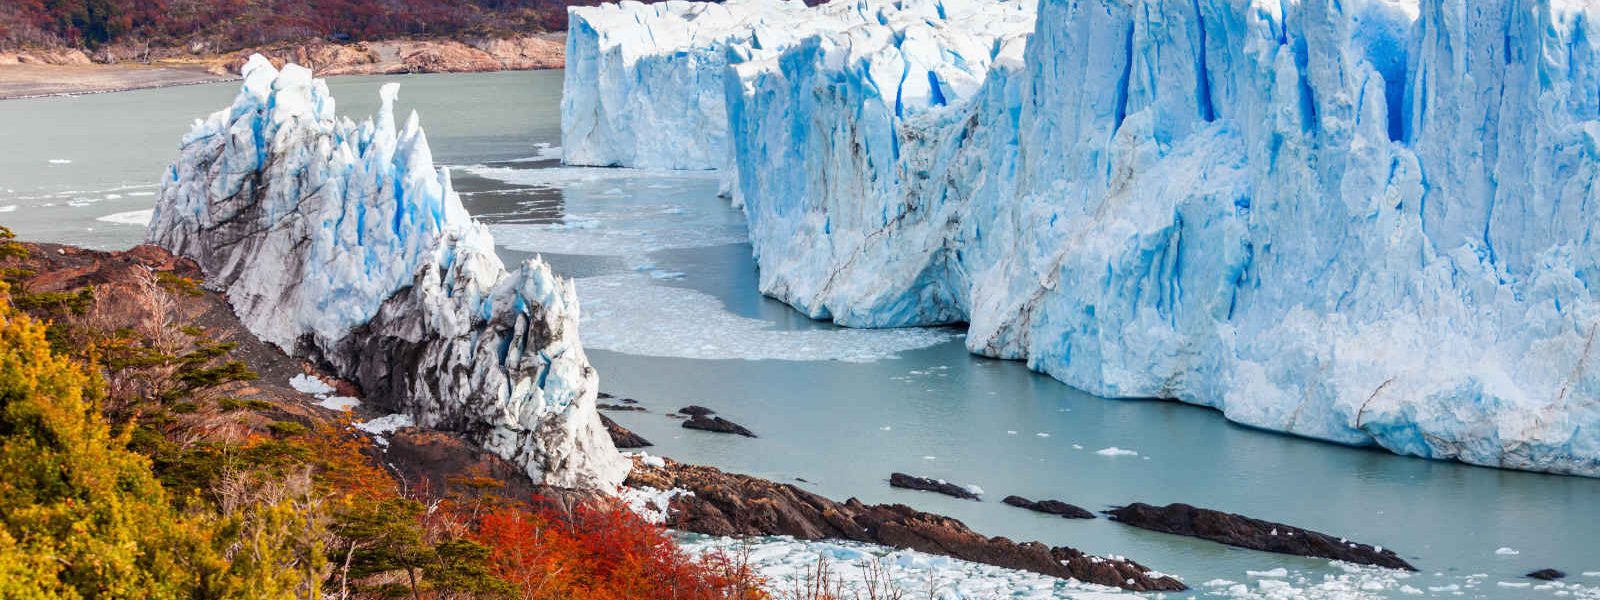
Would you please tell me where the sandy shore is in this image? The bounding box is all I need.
[0,63,232,99]
[0,34,565,100]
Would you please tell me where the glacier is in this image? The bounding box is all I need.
[149,55,629,490]
[561,0,1036,173]
[562,0,1600,476]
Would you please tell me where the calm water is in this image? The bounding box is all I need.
[3,70,1597,598]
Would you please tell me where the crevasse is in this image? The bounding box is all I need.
[151,56,629,490]
[564,0,1600,476]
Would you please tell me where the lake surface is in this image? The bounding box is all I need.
[3,70,1597,599]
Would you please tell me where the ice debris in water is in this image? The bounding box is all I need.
[677,534,1137,599]
[562,0,1600,476]
[573,273,951,362]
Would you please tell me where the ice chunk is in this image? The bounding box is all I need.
[149,56,628,491]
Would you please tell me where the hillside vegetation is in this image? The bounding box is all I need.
[0,228,763,599]
[0,0,591,52]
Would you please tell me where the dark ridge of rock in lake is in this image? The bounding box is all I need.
[1527,569,1566,581]
[677,405,716,416]
[625,458,1186,593]
[600,414,652,449]
[1106,502,1416,570]
[889,473,981,501]
[1002,495,1094,519]
[682,415,756,437]
[597,403,646,412]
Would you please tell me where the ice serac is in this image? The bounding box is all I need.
[148,55,629,490]
[569,0,1600,476]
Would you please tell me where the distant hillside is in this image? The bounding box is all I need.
[0,0,603,53]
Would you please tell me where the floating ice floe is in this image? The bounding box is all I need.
[1095,447,1139,457]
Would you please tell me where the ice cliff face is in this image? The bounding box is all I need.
[560,0,1035,173]
[565,0,1600,476]
[150,56,629,490]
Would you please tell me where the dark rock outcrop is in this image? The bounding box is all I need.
[889,473,981,501]
[1527,569,1566,581]
[682,415,756,437]
[1106,503,1415,570]
[625,459,1185,593]
[677,405,716,416]
[597,403,646,412]
[1002,495,1094,519]
[600,414,652,449]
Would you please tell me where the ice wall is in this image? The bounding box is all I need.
[560,0,1036,174]
[566,0,1600,476]
[150,56,629,490]
[726,0,1600,476]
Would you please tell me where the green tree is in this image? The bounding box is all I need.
[0,278,324,599]
[0,279,200,597]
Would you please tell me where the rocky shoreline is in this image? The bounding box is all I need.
[0,34,563,100]
[625,458,1188,592]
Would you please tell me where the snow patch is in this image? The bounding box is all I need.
[355,414,414,435]
[289,374,337,396]
[619,485,691,525]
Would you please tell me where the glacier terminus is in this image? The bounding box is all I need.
[563,0,1600,476]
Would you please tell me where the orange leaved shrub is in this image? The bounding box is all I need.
[475,496,765,600]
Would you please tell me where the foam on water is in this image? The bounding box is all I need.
[575,273,952,363]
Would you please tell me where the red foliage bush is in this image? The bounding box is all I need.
[475,496,765,600]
